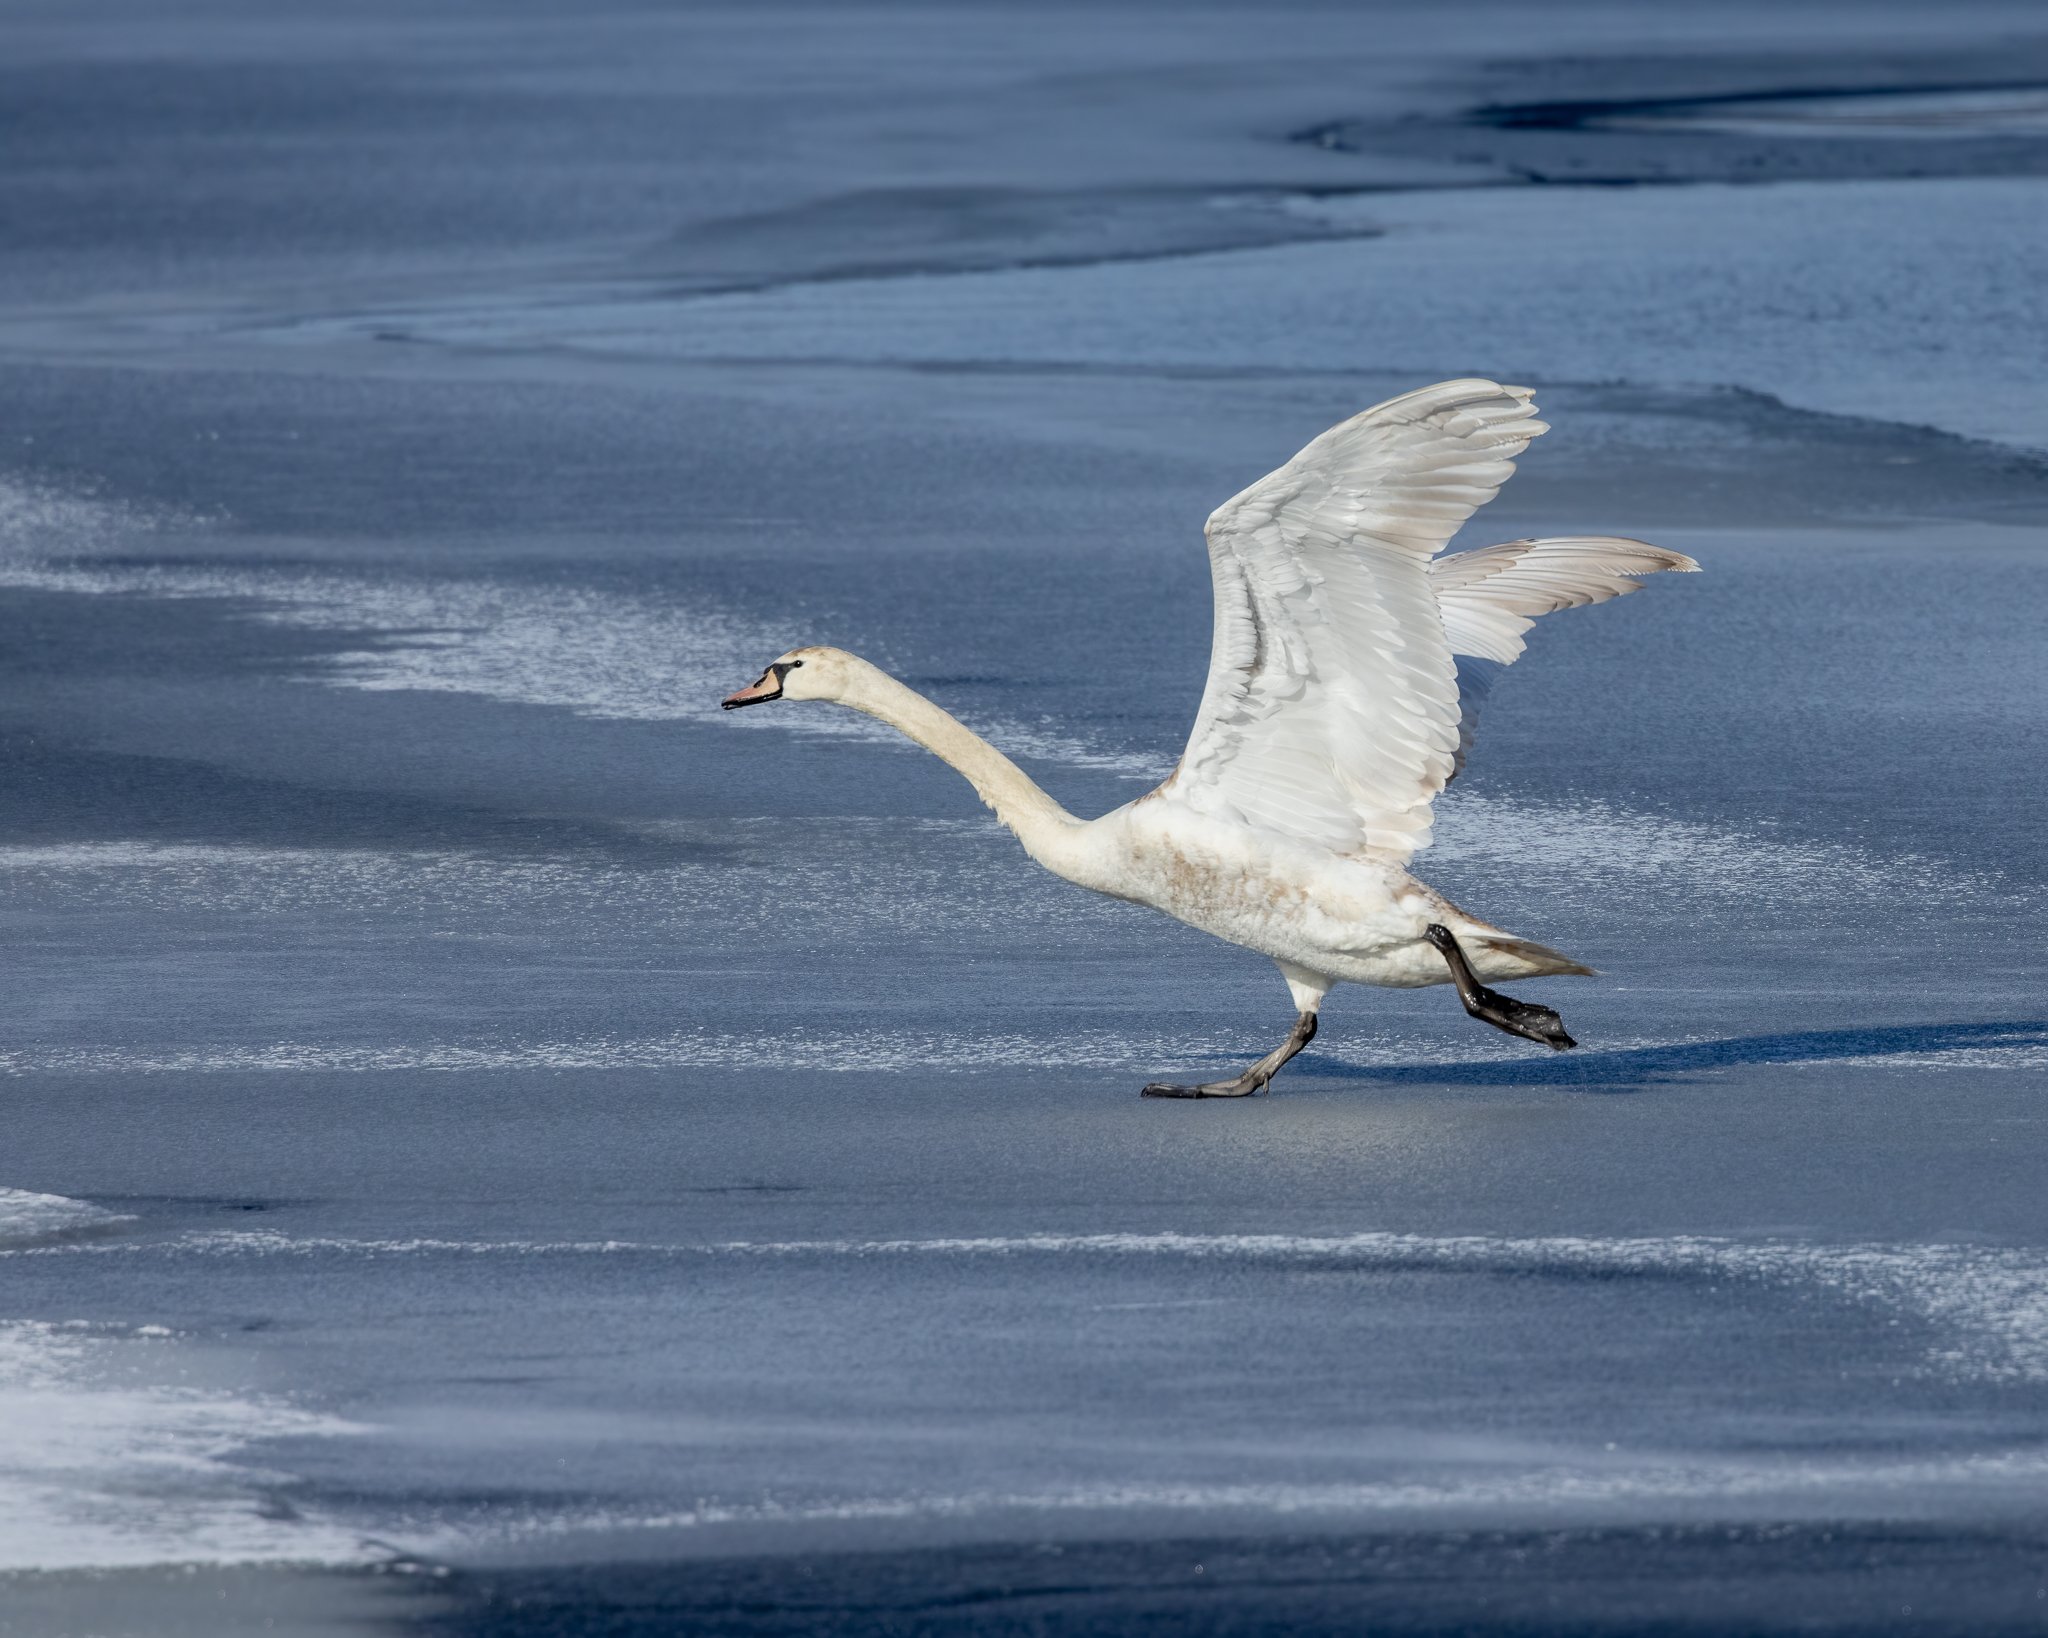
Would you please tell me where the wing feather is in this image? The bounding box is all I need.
[1431,535,1700,665]
[1156,379,1547,858]
[1432,535,1699,779]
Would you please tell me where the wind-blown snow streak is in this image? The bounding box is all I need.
[418,1445,2048,1551]
[1432,793,2010,911]
[0,782,2013,931]
[0,474,1162,776]
[4,1022,2044,1079]
[0,1027,1291,1077]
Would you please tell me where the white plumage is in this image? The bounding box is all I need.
[1432,533,1699,665]
[726,379,1696,1094]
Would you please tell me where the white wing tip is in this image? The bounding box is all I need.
[1602,539,1701,575]
[1541,537,1702,575]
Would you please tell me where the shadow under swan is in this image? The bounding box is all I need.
[1286,1019,2048,1091]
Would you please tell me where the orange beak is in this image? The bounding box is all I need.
[721,669,784,710]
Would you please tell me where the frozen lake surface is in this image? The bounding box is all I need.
[2,2,2046,1632]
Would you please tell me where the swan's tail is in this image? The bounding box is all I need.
[1416,889,1596,981]
[1466,932,1597,981]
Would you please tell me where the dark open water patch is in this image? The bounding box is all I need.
[1472,82,2048,138]
[408,1524,2048,1637]
[637,185,1384,297]
[1299,44,2048,187]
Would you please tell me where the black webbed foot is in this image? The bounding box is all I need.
[1467,991,1576,1051]
[1425,923,1577,1052]
[1140,1010,1316,1099]
[1141,1075,1264,1099]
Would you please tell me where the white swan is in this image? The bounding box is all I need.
[723,380,1696,1096]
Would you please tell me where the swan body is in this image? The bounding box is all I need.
[1072,800,1574,992]
[724,380,1695,1093]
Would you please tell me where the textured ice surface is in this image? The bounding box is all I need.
[0,487,1163,775]
[273,179,2048,451]
[2,0,2046,1622]
[17,1227,2048,1384]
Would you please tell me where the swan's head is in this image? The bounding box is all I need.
[720,646,851,710]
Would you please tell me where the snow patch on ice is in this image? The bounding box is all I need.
[0,1319,372,1571]
[0,1189,124,1250]
[0,1185,369,1570]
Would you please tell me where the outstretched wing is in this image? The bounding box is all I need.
[1431,536,1699,779]
[1431,535,1700,664]
[1153,379,1546,859]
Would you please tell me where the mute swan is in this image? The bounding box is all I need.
[723,380,1695,1097]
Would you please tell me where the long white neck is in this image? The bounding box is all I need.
[830,658,1085,870]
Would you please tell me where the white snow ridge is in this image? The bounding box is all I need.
[0,1187,124,1249]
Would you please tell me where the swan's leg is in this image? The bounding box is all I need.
[1142,1010,1318,1099]
[1425,924,1576,1051]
